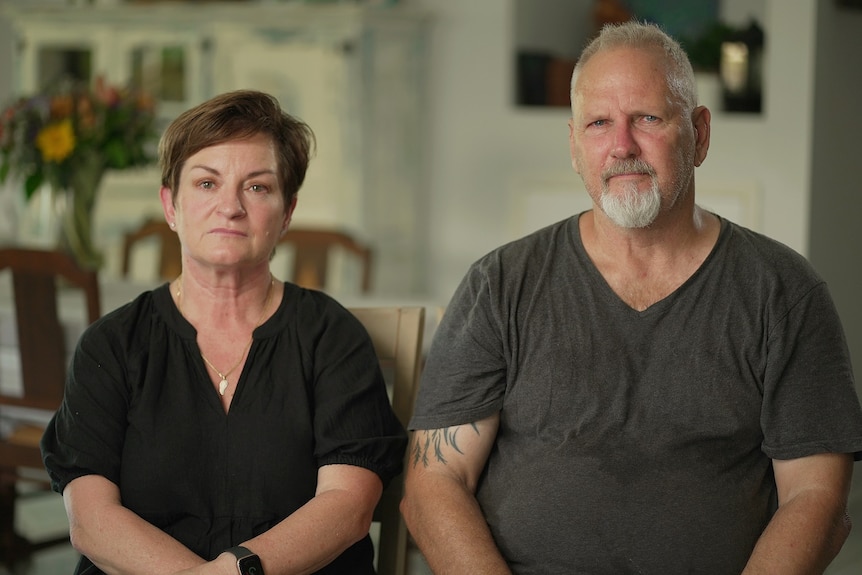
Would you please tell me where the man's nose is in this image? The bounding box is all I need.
[611,123,640,159]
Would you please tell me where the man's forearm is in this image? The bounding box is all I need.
[402,472,512,575]
[742,490,851,574]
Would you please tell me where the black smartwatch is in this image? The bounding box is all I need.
[224,546,264,575]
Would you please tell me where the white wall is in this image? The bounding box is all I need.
[410,0,819,304]
[408,0,570,300]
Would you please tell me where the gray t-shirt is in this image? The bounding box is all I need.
[411,214,862,574]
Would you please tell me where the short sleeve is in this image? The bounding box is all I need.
[41,314,132,493]
[307,303,408,486]
[410,260,507,430]
[761,282,862,461]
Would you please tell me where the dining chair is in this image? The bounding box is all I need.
[348,306,425,575]
[121,217,182,282]
[0,248,101,568]
[279,229,373,293]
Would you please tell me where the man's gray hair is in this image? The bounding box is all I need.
[570,21,697,115]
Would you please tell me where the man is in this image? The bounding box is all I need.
[401,21,862,574]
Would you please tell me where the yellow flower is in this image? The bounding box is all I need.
[36,119,76,162]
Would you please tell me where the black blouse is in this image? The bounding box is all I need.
[42,282,406,574]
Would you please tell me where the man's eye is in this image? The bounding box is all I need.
[590,119,607,127]
[643,115,659,122]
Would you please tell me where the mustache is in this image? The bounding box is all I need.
[602,159,656,180]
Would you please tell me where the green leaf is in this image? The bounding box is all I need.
[104,140,129,168]
[24,172,43,201]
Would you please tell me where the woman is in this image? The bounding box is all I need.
[41,90,407,574]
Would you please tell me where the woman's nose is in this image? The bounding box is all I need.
[218,189,246,217]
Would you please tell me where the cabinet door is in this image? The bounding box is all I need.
[15,25,113,92]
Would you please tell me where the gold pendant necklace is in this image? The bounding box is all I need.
[201,343,251,396]
[176,274,274,396]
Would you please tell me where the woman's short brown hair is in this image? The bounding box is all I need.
[158,90,316,206]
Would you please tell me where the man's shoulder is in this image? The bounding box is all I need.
[722,219,818,274]
[714,219,826,307]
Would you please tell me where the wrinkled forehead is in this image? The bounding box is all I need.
[571,47,678,117]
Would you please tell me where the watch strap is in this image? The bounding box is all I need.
[225,546,255,561]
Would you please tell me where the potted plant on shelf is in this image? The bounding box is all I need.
[0,77,157,269]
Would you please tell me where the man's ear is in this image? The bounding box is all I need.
[568,118,582,174]
[692,106,711,167]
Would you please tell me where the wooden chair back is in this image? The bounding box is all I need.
[280,229,372,293]
[0,248,100,414]
[348,307,425,575]
[121,222,372,293]
[121,217,182,281]
[0,248,101,566]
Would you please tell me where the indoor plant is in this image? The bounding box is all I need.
[0,77,157,268]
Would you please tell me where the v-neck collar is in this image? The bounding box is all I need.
[570,212,730,316]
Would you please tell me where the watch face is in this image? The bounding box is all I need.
[237,554,263,575]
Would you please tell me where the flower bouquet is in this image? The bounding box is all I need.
[0,77,158,268]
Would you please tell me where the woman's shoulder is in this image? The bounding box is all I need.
[264,281,361,334]
[262,282,373,362]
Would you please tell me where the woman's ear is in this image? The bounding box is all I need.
[160,186,176,226]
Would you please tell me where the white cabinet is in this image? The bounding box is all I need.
[2,3,430,295]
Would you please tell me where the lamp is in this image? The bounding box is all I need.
[720,20,764,113]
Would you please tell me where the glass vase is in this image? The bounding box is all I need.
[54,152,105,270]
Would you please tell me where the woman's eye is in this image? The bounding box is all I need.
[200,180,214,190]
[249,184,268,193]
